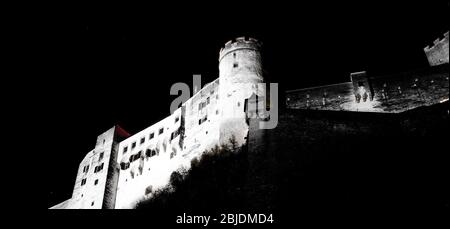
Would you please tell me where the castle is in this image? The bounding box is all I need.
[50,33,449,209]
[51,37,265,209]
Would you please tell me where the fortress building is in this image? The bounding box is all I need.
[51,37,265,209]
[50,34,449,209]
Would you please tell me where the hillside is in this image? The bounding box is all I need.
[136,103,449,225]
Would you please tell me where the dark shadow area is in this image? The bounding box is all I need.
[135,102,449,226]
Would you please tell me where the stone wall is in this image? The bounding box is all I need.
[286,64,449,113]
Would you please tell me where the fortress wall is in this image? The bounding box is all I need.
[183,78,220,155]
[286,64,449,113]
[286,82,354,111]
[114,109,183,208]
[368,65,449,112]
[114,79,221,209]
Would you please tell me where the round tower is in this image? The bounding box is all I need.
[218,37,265,146]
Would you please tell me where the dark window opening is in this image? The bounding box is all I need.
[130,151,142,163]
[131,142,136,149]
[159,128,164,135]
[199,116,207,125]
[120,162,130,170]
[233,63,238,68]
[149,133,154,139]
[123,146,128,154]
[140,137,145,145]
[94,163,104,173]
[99,152,104,161]
[91,201,94,206]
[145,149,157,158]
[94,179,98,185]
[358,81,364,87]
[170,128,181,140]
[81,178,86,186]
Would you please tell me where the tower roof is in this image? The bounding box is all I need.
[219,37,262,62]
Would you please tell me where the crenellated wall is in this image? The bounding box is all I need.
[286,64,449,113]
[219,37,264,146]
[424,31,449,66]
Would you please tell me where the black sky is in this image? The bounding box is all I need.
[48,1,448,207]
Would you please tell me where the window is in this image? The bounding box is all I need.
[175,117,179,123]
[199,116,207,125]
[99,152,104,161]
[233,63,238,68]
[207,97,210,104]
[94,163,104,173]
[159,128,164,135]
[130,151,142,163]
[120,162,130,170]
[170,128,181,140]
[91,201,94,206]
[233,53,236,58]
[81,178,87,186]
[83,165,89,173]
[149,132,154,139]
[146,149,157,158]
[216,110,219,115]
[94,179,98,185]
[131,142,136,149]
[123,146,128,154]
[237,102,241,107]
[140,137,145,145]
[102,139,105,145]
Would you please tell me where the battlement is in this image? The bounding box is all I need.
[424,31,449,51]
[219,37,262,62]
[424,31,449,66]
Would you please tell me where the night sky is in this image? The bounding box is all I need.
[48,1,448,207]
